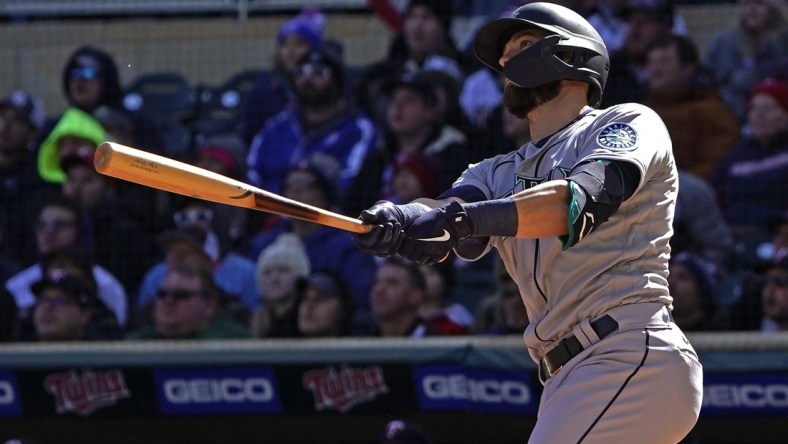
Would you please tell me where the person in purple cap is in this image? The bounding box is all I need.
[240,8,326,144]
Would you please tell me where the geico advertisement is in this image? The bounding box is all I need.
[154,367,281,415]
[702,374,788,416]
[0,370,22,417]
[413,364,537,414]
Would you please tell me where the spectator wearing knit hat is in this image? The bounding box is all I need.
[240,8,326,144]
[251,233,310,338]
[0,91,58,264]
[712,77,788,251]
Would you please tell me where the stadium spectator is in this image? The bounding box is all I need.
[344,72,470,215]
[370,257,451,337]
[37,107,106,184]
[471,254,528,335]
[418,262,472,335]
[55,45,162,152]
[247,158,378,319]
[297,269,355,337]
[250,233,310,338]
[355,0,465,125]
[92,105,168,235]
[728,213,788,330]
[703,0,788,122]
[387,153,441,205]
[241,8,325,144]
[0,91,57,264]
[760,247,788,332]
[4,194,128,327]
[601,1,675,107]
[643,35,740,180]
[246,46,379,203]
[60,150,155,296]
[192,134,253,251]
[668,252,726,331]
[135,208,259,315]
[712,77,788,259]
[11,247,123,341]
[15,270,122,341]
[127,264,249,339]
[588,0,688,57]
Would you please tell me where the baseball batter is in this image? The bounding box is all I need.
[352,3,703,443]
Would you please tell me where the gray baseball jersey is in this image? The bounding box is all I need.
[452,103,677,363]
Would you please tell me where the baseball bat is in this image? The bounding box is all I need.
[93,142,372,234]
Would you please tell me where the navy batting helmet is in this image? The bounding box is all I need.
[473,2,609,108]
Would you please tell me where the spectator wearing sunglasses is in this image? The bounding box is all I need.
[42,46,164,155]
[245,46,380,206]
[127,264,249,340]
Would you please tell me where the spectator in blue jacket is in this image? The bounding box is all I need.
[245,47,380,204]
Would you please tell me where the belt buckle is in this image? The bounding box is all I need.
[538,357,562,383]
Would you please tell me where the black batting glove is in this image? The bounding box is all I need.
[351,201,430,257]
[399,201,474,264]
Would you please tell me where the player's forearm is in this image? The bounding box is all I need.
[510,180,570,238]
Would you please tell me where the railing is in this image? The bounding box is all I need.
[0,0,369,20]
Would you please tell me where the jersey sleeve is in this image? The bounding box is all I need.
[577,104,674,195]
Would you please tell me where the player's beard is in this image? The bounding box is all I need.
[503,80,562,118]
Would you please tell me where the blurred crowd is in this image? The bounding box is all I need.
[0,0,786,344]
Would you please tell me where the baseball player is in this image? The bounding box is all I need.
[352,3,703,443]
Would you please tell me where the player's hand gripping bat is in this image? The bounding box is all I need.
[93,142,372,234]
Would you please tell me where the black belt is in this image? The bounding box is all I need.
[538,314,619,383]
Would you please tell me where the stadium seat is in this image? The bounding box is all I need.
[192,69,267,141]
[123,72,196,123]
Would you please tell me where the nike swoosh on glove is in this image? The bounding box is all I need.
[399,201,474,265]
[351,201,431,257]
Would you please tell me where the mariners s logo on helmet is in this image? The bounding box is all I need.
[596,123,638,150]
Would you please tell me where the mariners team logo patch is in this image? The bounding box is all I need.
[597,123,638,150]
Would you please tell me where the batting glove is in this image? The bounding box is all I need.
[399,201,474,264]
[351,201,431,257]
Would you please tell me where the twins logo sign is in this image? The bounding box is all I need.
[43,368,130,417]
[302,365,388,413]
